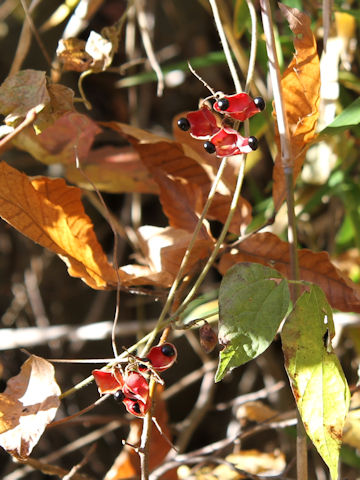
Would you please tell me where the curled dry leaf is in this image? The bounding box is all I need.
[218,232,360,313]
[0,355,60,459]
[119,225,214,288]
[0,162,117,290]
[273,5,320,210]
[102,121,252,235]
[56,38,93,72]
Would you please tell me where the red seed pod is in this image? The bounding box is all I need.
[177,106,219,139]
[147,343,177,372]
[122,371,149,404]
[92,368,124,394]
[122,397,151,417]
[199,322,218,353]
[206,127,257,157]
[213,93,264,121]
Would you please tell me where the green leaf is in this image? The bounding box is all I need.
[281,284,350,480]
[215,263,290,382]
[320,97,360,135]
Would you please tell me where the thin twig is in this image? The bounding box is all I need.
[19,0,52,67]
[245,0,258,92]
[0,107,38,154]
[259,1,304,479]
[134,0,164,96]
[208,0,242,93]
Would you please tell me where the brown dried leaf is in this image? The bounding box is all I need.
[218,232,360,313]
[56,38,93,72]
[0,162,117,289]
[12,111,101,165]
[65,146,159,194]
[119,226,213,288]
[273,5,321,210]
[103,121,252,235]
[0,355,60,459]
[0,70,50,123]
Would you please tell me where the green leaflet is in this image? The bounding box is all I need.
[281,284,350,480]
[320,97,360,134]
[215,263,290,382]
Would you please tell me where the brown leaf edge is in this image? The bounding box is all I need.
[218,232,360,313]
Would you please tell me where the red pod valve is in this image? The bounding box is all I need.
[213,93,265,121]
[204,127,258,157]
[146,343,177,372]
[92,367,124,395]
[177,106,220,139]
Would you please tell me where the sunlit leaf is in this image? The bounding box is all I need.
[120,225,213,288]
[65,146,159,194]
[0,162,117,289]
[218,232,360,313]
[0,355,60,459]
[281,285,350,480]
[12,111,101,165]
[273,5,320,210]
[215,263,290,382]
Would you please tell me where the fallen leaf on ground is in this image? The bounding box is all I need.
[218,232,360,312]
[273,5,320,210]
[0,355,60,459]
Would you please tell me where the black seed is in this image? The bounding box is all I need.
[204,141,216,154]
[248,136,258,151]
[113,390,125,402]
[132,402,141,414]
[254,97,265,111]
[177,117,191,131]
[161,344,175,357]
[216,98,230,111]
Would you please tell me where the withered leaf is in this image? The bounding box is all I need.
[273,5,320,210]
[103,121,252,235]
[218,232,360,313]
[0,70,50,123]
[0,162,117,290]
[56,38,93,72]
[0,356,60,459]
[65,145,159,194]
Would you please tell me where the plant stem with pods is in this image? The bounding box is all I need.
[259,1,305,479]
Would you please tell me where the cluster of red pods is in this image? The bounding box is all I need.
[92,343,177,417]
[178,92,265,157]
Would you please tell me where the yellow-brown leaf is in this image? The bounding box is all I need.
[218,232,360,313]
[0,355,60,459]
[0,162,117,289]
[273,5,321,210]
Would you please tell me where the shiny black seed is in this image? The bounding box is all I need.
[113,390,125,402]
[248,136,258,151]
[132,402,141,414]
[177,117,191,131]
[161,344,175,357]
[204,141,216,154]
[216,98,230,111]
[254,97,265,111]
